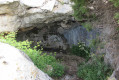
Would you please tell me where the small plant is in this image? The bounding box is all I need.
[70,0,88,21]
[89,38,100,50]
[77,55,113,80]
[110,0,119,7]
[82,22,92,31]
[71,42,90,59]
[114,13,119,19]
[114,13,119,24]
[110,0,119,24]
[116,27,119,31]
[0,32,64,77]
[51,63,65,77]
[58,0,64,5]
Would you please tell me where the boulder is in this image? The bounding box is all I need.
[0,0,73,32]
[0,42,53,80]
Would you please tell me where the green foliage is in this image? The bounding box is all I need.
[110,0,119,24]
[71,42,90,59]
[70,0,88,21]
[0,32,64,77]
[110,0,119,7]
[116,27,119,31]
[77,55,113,80]
[51,63,65,77]
[89,38,100,50]
[114,13,119,19]
[82,22,92,31]
[114,13,119,24]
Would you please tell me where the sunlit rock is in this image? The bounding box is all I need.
[0,0,73,32]
[0,42,53,80]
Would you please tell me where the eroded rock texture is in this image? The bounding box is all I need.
[0,0,72,32]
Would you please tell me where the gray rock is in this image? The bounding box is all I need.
[0,42,53,80]
[0,0,73,32]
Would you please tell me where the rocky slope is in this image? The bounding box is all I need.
[88,0,119,79]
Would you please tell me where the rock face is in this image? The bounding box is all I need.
[16,26,68,51]
[0,42,53,80]
[0,0,72,32]
[16,22,99,52]
[89,0,119,80]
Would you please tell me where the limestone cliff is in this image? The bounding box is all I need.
[0,0,72,32]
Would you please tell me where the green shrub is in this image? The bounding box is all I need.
[77,55,113,80]
[110,0,119,7]
[70,0,88,21]
[51,63,65,77]
[0,32,64,77]
[71,42,90,59]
